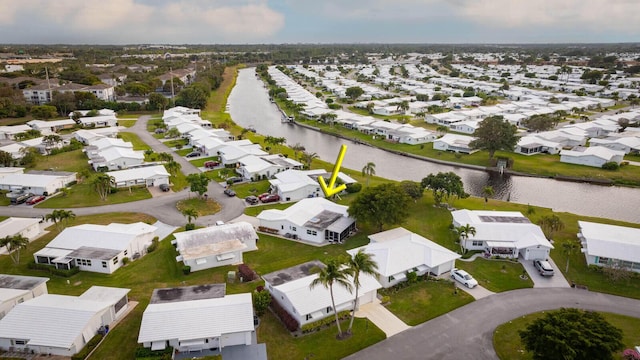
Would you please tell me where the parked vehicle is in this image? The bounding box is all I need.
[215,220,225,226]
[257,193,270,200]
[204,161,220,169]
[224,189,236,197]
[451,268,478,288]
[9,192,33,205]
[534,260,555,277]
[159,183,170,192]
[245,195,259,205]
[261,194,280,203]
[186,152,200,158]
[26,195,45,205]
[226,177,243,184]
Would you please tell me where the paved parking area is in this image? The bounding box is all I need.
[454,282,495,299]
[355,298,411,337]
[521,258,571,288]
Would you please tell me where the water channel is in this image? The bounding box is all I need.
[228,68,640,223]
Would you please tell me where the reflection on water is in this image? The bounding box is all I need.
[228,68,640,224]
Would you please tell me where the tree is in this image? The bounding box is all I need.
[320,112,338,127]
[50,91,77,116]
[345,86,364,101]
[454,224,476,253]
[436,125,449,135]
[519,308,623,360]
[309,258,353,339]
[470,116,518,159]
[522,115,556,132]
[366,102,375,114]
[348,183,411,231]
[181,207,199,225]
[618,118,630,132]
[165,160,181,176]
[290,143,305,160]
[396,100,409,114]
[346,250,378,334]
[399,180,424,202]
[361,162,376,186]
[148,92,169,112]
[421,172,467,206]
[252,290,271,317]
[0,150,13,166]
[264,136,286,153]
[165,127,180,139]
[562,241,578,273]
[91,173,113,201]
[30,105,58,119]
[176,84,208,109]
[482,186,494,203]
[186,173,210,198]
[300,151,318,169]
[537,214,564,240]
[58,210,76,228]
[0,234,29,264]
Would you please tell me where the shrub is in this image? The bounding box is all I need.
[122,257,130,265]
[71,334,103,360]
[134,346,173,360]
[300,311,351,334]
[602,161,620,170]
[185,223,196,231]
[238,263,257,282]
[406,271,418,284]
[345,183,362,193]
[146,238,159,253]
[270,297,300,332]
[252,290,271,316]
[182,265,191,275]
[27,262,80,277]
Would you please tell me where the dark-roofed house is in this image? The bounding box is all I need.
[138,284,266,359]
[0,274,49,319]
[256,197,356,245]
[263,261,381,327]
[172,222,258,272]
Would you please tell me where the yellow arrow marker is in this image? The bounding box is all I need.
[318,144,348,197]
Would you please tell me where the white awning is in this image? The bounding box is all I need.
[195,258,207,265]
[394,272,407,281]
[310,311,324,319]
[216,253,235,261]
[151,341,166,351]
[416,265,429,272]
[180,338,206,347]
[486,241,516,248]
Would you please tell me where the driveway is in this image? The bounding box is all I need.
[354,298,411,337]
[521,258,571,288]
[345,288,640,360]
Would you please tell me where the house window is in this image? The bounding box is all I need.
[291,226,297,231]
[598,257,610,265]
[13,340,27,345]
[113,257,119,264]
[77,259,92,266]
[306,314,312,321]
[472,241,483,247]
[326,307,332,314]
[124,250,128,256]
[306,230,317,236]
[102,261,107,268]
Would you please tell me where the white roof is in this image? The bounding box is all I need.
[43,222,157,252]
[270,169,324,193]
[173,222,258,260]
[98,147,144,162]
[0,217,40,238]
[107,165,170,183]
[347,227,460,277]
[0,173,74,188]
[257,197,349,226]
[560,146,625,161]
[0,124,31,134]
[435,133,475,147]
[88,137,132,150]
[0,287,128,349]
[138,293,254,343]
[579,221,640,263]
[28,119,76,128]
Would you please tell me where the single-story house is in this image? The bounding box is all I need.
[0,171,76,196]
[433,134,477,154]
[237,154,302,181]
[560,146,625,167]
[578,221,640,273]
[0,286,130,356]
[138,284,263,357]
[389,127,437,145]
[74,128,119,145]
[515,135,563,155]
[193,136,228,157]
[88,147,145,171]
[0,125,32,140]
[33,222,158,274]
[0,274,49,320]
[589,136,640,155]
[0,167,24,179]
[347,227,460,288]
[27,119,76,134]
[451,209,554,260]
[0,217,44,243]
[268,169,325,202]
[172,222,258,272]
[107,165,170,188]
[263,260,382,327]
[78,115,118,128]
[449,120,480,135]
[257,197,356,245]
[0,143,26,159]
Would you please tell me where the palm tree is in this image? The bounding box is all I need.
[454,224,476,253]
[361,162,376,186]
[482,186,494,203]
[322,112,338,127]
[165,160,181,176]
[436,125,449,136]
[537,214,564,240]
[58,210,76,228]
[91,173,113,201]
[290,143,306,160]
[1,234,29,264]
[562,241,578,273]
[300,151,318,169]
[346,250,379,334]
[309,258,353,339]
[181,208,199,225]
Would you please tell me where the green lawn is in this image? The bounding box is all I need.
[175,148,192,156]
[381,279,474,326]
[119,132,151,151]
[176,198,221,217]
[244,202,291,217]
[36,184,151,208]
[190,156,219,167]
[456,258,534,292]
[32,149,92,173]
[118,119,137,128]
[493,312,640,360]
[163,138,189,148]
[229,180,271,198]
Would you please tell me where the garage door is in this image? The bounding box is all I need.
[523,248,548,260]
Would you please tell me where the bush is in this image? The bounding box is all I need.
[122,257,130,265]
[406,271,418,284]
[71,334,103,360]
[252,290,271,316]
[300,310,351,334]
[270,296,300,332]
[182,265,191,275]
[185,223,196,231]
[27,262,80,277]
[602,161,620,170]
[238,263,257,282]
[146,237,159,253]
[134,346,173,360]
[345,183,362,193]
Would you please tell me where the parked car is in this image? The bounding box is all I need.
[534,260,555,277]
[451,268,478,288]
[186,152,200,158]
[204,161,220,169]
[223,189,236,197]
[154,128,166,134]
[26,195,45,205]
[9,192,33,205]
[215,220,225,226]
[261,194,280,203]
[159,183,170,192]
[257,193,270,200]
[245,195,259,205]
[226,177,243,184]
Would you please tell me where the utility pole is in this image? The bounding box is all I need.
[45,66,52,104]
[170,67,175,107]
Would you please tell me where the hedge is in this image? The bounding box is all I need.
[270,296,300,332]
[71,334,103,360]
[300,310,351,334]
[134,346,173,360]
[27,262,80,277]
[238,263,257,282]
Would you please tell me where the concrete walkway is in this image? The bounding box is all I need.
[355,298,411,338]
[521,257,571,288]
[454,282,495,300]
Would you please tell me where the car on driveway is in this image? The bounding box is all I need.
[534,260,555,277]
[186,152,200,158]
[260,194,280,203]
[159,183,170,192]
[204,161,220,169]
[226,177,243,184]
[26,195,45,205]
[245,195,259,205]
[223,189,236,197]
[451,268,479,288]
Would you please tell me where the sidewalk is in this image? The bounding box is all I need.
[355,298,411,337]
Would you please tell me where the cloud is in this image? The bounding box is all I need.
[0,0,285,43]
[451,0,640,33]
[286,0,446,21]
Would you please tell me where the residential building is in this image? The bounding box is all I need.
[107,165,170,188]
[560,146,625,167]
[0,171,76,196]
[578,221,640,273]
[0,217,44,243]
[433,134,477,154]
[0,274,49,320]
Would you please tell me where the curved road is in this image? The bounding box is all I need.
[345,288,640,360]
[0,115,246,227]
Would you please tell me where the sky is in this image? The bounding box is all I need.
[0,0,639,44]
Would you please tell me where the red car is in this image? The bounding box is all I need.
[260,194,280,203]
[257,193,270,200]
[204,161,220,169]
[26,195,45,205]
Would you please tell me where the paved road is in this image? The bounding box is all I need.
[345,288,640,360]
[0,116,246,227]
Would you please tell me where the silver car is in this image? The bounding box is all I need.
[451,268,479,288]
